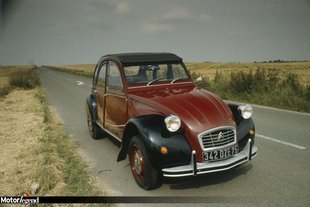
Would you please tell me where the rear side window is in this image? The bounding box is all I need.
[97,63,106,88]
[107,62,123,91]
[93,65,99,86]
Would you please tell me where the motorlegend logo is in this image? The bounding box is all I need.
[1,196,39,205]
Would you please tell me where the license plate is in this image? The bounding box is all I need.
[203,145,239,161]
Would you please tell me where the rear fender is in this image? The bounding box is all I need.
[86,93,97,121]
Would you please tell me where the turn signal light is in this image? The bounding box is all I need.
[249,129,255,137]
[160,146,168,155]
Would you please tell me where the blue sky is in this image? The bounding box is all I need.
[1,0,310,65]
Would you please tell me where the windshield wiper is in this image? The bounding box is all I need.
[170,76,187,83]
[147,78,165,86]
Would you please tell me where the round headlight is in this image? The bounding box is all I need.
[238,104,253,119]
[164,115,181,132]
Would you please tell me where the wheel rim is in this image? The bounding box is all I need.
[129,144,145,181]
[87,111,94,135]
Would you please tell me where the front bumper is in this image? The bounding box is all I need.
[162,138,257,177]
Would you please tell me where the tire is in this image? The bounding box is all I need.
[86,106,103,139]
[128,136,161,190]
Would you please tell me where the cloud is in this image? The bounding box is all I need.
[141,6,190,34]
[198,13,211,23]
[115,0,130,14]
[142,21,173,34]
[160,7,190,20]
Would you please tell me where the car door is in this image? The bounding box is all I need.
[94,61,107,125]
[104,61,127,138]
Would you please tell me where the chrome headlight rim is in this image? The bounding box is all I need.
[164,115,181,132]
[238,104,253,119]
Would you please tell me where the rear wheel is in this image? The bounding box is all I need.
[86,106,102,139]
[128,136,160,190]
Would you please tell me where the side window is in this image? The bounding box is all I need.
[172,64,187,79]
[97,62,106,88]
[93,65,99,86]
[107,62,123,92]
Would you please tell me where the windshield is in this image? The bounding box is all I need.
[124,63,190,85]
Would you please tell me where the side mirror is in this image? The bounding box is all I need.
[195,76,203,83]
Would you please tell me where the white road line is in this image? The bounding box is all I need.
[226,100,310,116]
[77,80,85,85]
[256,133,306,150]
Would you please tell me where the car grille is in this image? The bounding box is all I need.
[199,127,236,150]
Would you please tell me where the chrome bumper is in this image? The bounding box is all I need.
[162,139,257,177]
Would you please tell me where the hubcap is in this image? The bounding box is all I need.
[134,151,142,174]
[130,145,145,180]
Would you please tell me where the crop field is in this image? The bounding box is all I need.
[50,62,310,85]
[55,64,95,74]
[46,64,95,77]
[47,62,310,112]
[186,62,310,112]
[186,62,310,85]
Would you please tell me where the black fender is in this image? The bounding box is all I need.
[227,103,255,150]
[117,115,192,169]
[85,93,97,122]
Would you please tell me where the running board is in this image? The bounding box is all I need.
[96,121,122,143]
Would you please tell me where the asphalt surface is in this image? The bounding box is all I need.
[39,67,310,207]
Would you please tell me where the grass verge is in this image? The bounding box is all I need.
[35,88,100,196]
[0,65,40,97]
[0,66,105,206]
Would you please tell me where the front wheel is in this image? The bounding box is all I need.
[128,136,161,190]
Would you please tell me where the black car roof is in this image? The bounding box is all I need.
[103,52,183,66]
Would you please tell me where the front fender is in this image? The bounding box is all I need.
[227,103,255,150]
[117,115,192,169]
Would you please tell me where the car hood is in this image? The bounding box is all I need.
[128,86,235,135]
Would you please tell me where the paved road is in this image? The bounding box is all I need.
[39,67,310,206]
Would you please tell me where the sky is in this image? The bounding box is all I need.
[0,0,310,65]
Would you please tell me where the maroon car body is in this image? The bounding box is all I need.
[86,53,257,189]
